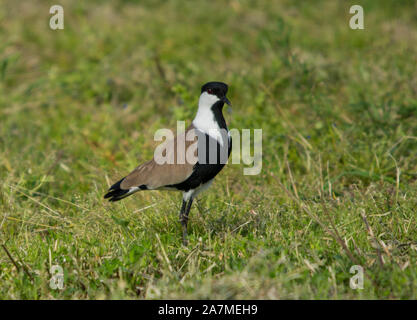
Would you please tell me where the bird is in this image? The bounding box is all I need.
[104,81,232,245]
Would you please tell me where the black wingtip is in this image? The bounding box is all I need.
[104,178,129,202]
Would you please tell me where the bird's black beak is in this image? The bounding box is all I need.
[222,96,231,106]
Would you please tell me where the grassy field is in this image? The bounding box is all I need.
[1,0,417,299]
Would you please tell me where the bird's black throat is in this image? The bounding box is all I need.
[211,101,228,131]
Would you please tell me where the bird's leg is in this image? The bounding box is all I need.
[180,198,194,246]
[179,199,188,245]
[179,200,186,221]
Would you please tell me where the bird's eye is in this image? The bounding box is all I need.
[207,89,213,94]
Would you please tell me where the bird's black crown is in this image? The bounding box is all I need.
[201,81,228,98]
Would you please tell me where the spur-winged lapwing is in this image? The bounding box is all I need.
[104,82,232,245]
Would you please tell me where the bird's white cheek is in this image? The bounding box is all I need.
[199,92,219,107]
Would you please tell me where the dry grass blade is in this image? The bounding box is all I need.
[1,244,33,281]
[9,184,89,211]
[9,185,63,218]
[155,234,174,273]
[319,198,360,265]
[360,209,384,267]
[5,216,62,230]
[286,161,299,200]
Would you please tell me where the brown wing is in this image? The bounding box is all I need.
[120,124,198,190]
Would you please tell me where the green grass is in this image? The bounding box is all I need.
[1,0,417,299]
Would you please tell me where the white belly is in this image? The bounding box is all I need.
[182,179,213,201]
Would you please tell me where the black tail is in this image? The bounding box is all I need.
[104,178,130,202]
